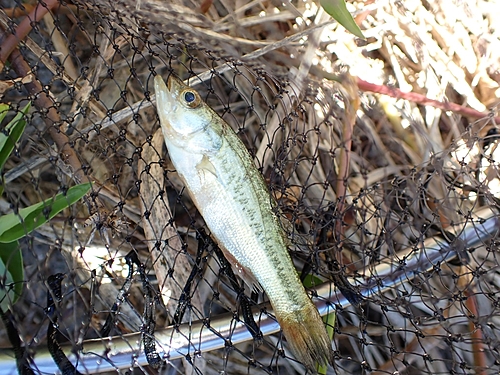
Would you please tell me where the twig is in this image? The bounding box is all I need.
[464,288,487,375]
[357,78,500,124]
[240,20,335,62]
[0,0,86,185]
[334,74,358,246]
[2,4,79,19]
[311,66,500,124]
[8,48,89,184]
[0,0,60,71]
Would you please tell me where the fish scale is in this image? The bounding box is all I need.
[155,74,333,372]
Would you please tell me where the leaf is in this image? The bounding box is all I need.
[318,303,336,374]
[302,274,336,374]
[0,104,10,124]
[0,182,91,243]
[0,240,24,311]
[0,102,31,172]
[320,0,365,39]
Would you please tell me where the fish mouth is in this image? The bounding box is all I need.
[154,75,175,116]
[154,74,189,121]
[167,75,174,91]
[166,75,185,94]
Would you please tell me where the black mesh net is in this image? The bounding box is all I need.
[0,0,499,374]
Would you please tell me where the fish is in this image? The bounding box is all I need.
[154,74,333,371]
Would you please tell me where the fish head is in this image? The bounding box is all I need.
[154,74,211,140]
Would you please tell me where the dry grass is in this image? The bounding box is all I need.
[0,0,499,374]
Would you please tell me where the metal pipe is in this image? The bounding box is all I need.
[0,208,497,374]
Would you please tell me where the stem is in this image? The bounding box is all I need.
[356,78,500,124]
[0,1,88,184]
[335,75,358,252]
[9,48,89,184]
[310,66,500,124]
[0,0,60,70]
[465,290,486,375]
[3,4,78,19]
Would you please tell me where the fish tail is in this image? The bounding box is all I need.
[275,302,333,372]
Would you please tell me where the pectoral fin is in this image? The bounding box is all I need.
[196,155,217,178]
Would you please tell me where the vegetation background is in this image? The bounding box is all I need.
[0,0,499,374]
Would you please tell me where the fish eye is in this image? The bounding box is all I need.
[181,89,201,108]
[184,91,195,103]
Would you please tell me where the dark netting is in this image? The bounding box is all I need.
[0,0,499,374]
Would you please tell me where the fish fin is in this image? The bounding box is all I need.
[196,155,217,177]
[276,303,333,372]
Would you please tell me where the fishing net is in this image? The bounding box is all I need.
[0,0,499,374]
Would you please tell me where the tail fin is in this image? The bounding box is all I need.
[276,303,333,372]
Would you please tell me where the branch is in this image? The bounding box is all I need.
[356,78,500,124]
[9,48,89,184]
[0,0,60,71]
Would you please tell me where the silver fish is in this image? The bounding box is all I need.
[154,74,333,371]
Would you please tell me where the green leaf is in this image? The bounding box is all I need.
[0,102,31,172]
[0,240,24,311]
[320,0,365,39]
[302,274,336,375]
[0,182,91,243]
[318,303,336,374]
[0,104,10,124]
